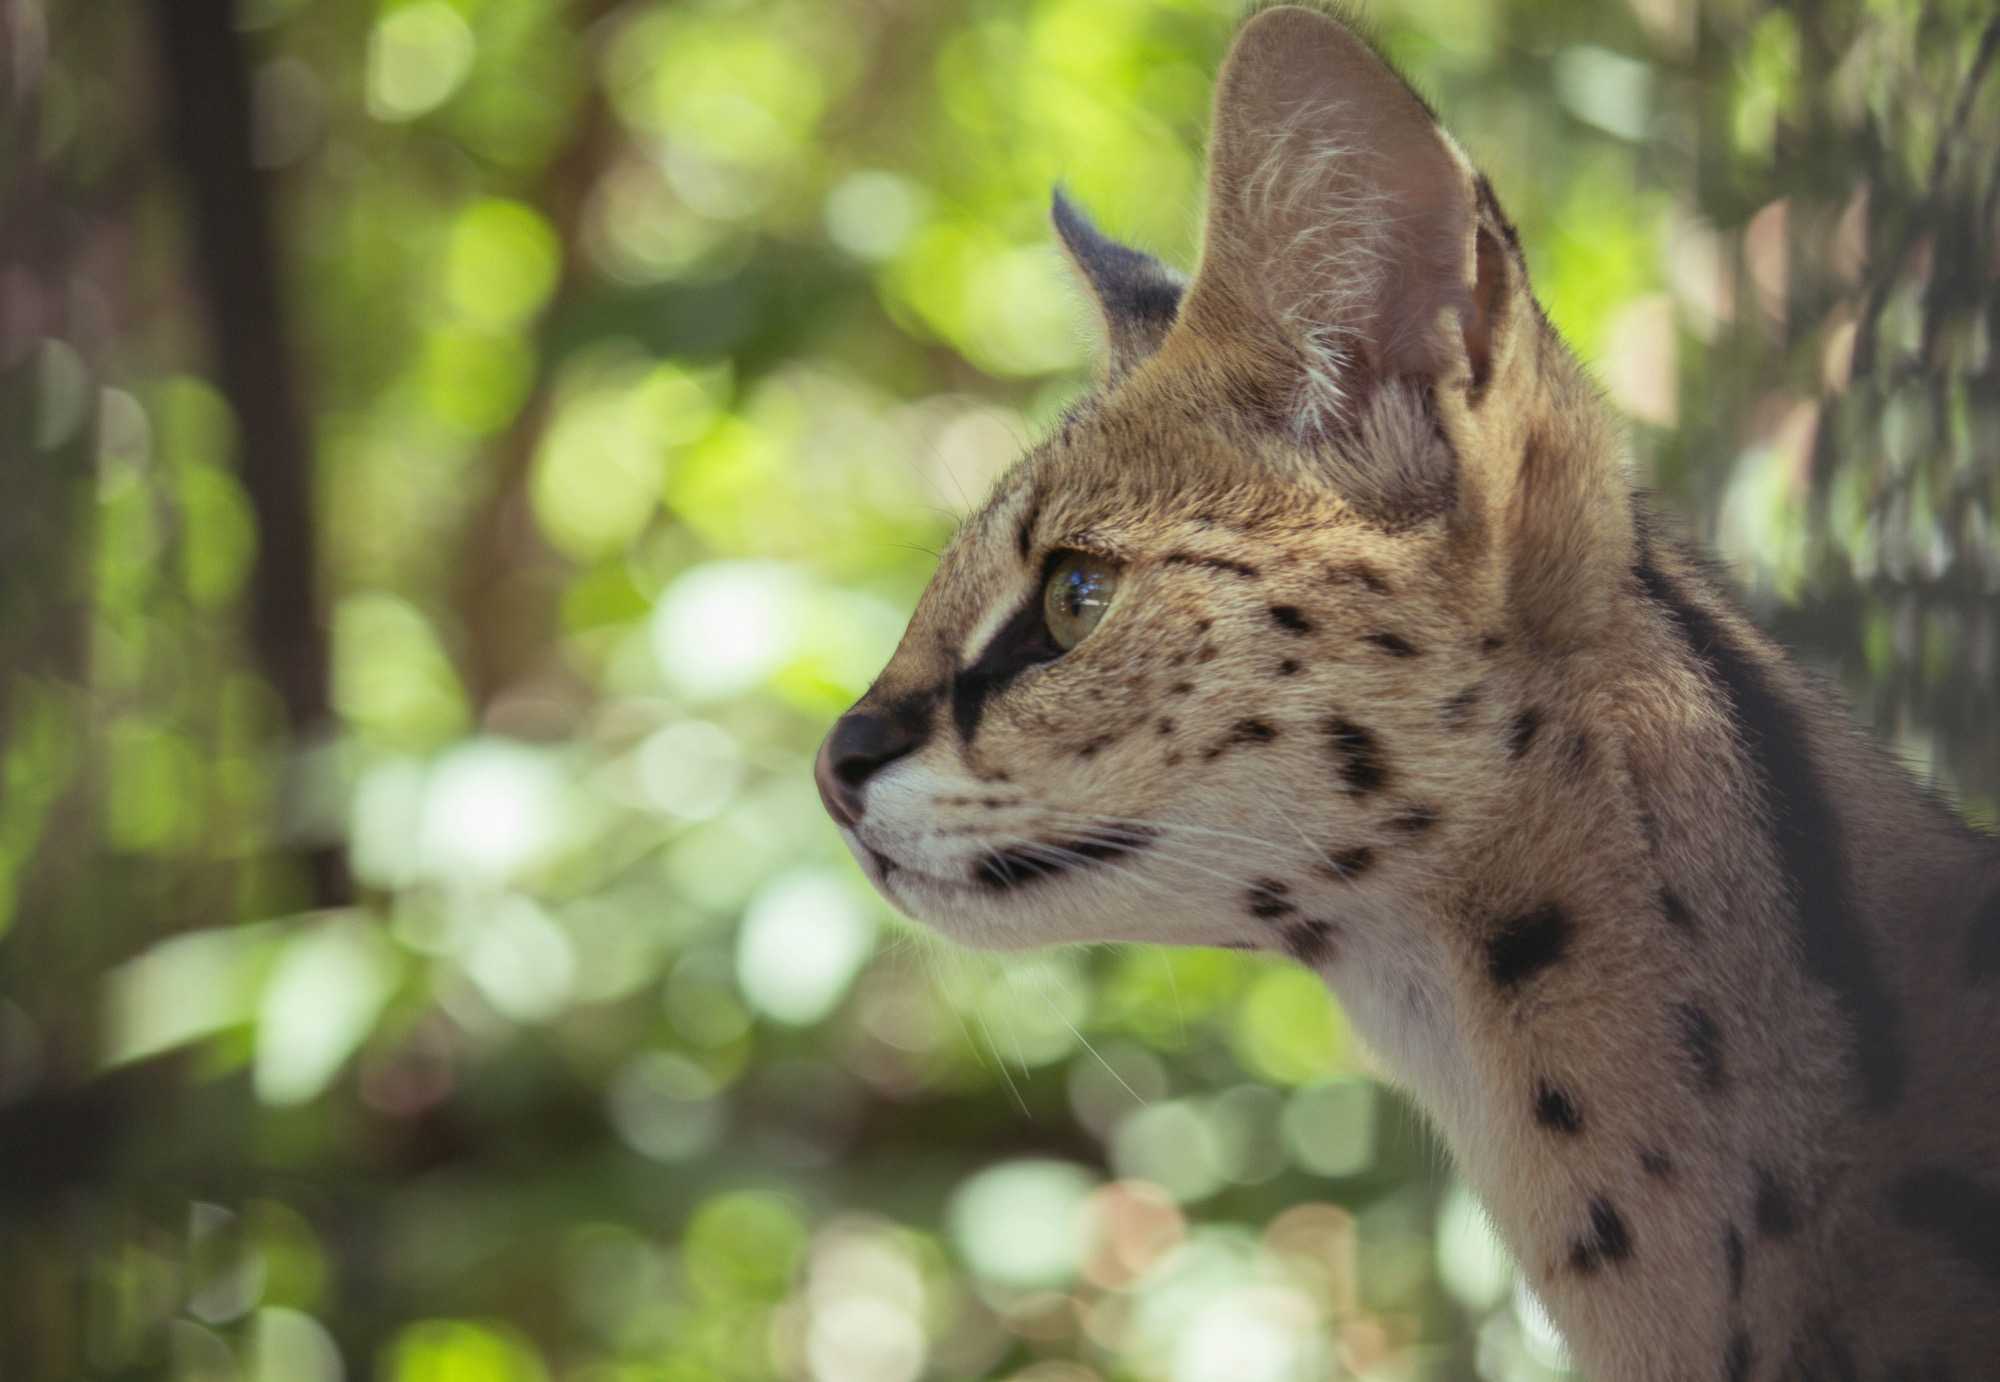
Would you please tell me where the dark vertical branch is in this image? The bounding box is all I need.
[453,12,619,720]
[147,0,348,904]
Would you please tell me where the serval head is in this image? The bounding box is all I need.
[816,4,1626,998]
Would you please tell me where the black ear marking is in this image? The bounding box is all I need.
[1052,188,1185,378]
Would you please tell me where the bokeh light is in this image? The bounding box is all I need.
[5,0,1995,1377]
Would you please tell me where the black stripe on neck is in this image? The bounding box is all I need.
[1634,551,1906,1112]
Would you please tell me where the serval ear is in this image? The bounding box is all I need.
[1176,5,1516,442]
[1052,188,1186,382]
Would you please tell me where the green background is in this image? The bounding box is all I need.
[1,0,1995,1378]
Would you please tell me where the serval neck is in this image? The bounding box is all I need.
[1379,524,1997,1381]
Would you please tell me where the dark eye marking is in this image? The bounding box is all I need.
[1362,632,1419,657]
[1164,552,1259,578]
[951,550,1085,743]
[951,596,1062,744]
[1268,605,1313,634]
[1015,488,1043,562]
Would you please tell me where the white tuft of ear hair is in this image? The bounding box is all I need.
[1238,99,1406,436]
[1179,6,1478,443]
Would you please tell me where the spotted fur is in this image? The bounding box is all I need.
[816,6,2000,1377]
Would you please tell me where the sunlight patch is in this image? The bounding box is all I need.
[735,871,876,1026]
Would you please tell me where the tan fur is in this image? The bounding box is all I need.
[820,7,2000,1377]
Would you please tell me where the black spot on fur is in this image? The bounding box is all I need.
[1284,919,1339,965]
[1157,717,1175,736]
[1269,605,1313,635]
[1388,805,1439,836]
[1569,1196,1633,1273]
[1325,846,1374,881]
[1247,880,1294,920]
[1076,734,1114,759]
[1640,1147,1673,1179]
[1508,707,1543,757]
[1660,886,1695,933]
[1441,684,1481,727]
[1169,681,1193,696]
[1479,634,1505,654]
[1363,632,1419,657]
[1324,717,1387,795]
[1674,1000,1728,1092]
[1785,1325,1861,1382]
[1637,553,1906,1111]
[1163,552,1259,579]
[975,826,1155,891]
[1968,882,2000,982]
[1329,562,1390,595]
[1724,1225,1746,1300]
[1753,1166,1799,1239]
[1206,719,1278,759]
[1278,658,1302,676]
[1566,729,1591,770]
[1725,1330,1753,1382]
[1889,1167,2000,1282]
[1534,1081,1581,1134]
[1486,903,1572,989]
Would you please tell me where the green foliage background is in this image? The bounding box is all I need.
[1,0,1994,1378]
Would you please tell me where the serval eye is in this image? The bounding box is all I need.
[1042,551,1120,651]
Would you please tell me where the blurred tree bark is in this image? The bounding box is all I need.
[148,0,349,904]
[451,27,618,727]
[1669,5,2000,809]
